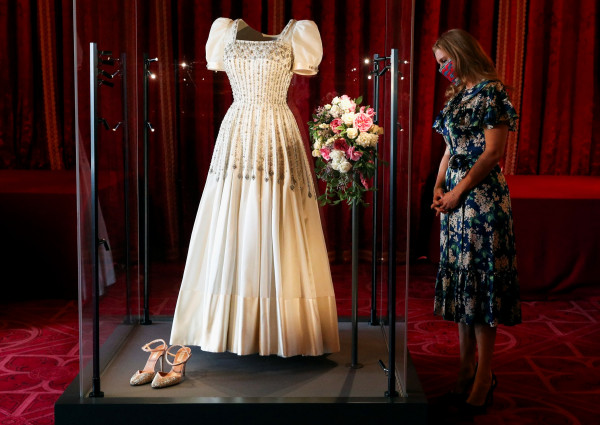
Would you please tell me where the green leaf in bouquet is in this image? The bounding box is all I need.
[355,95,363,105]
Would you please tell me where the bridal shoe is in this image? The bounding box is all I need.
[151,345,192,389]
[130,339,167,385]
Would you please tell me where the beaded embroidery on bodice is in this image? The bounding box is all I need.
[208,19,315,197]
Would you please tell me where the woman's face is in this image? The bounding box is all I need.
[434,48,450,67]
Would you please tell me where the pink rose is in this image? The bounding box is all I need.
[360,172,370,189]
[333,138,349,152]
[366,107,375,118]
[346,146,363,161]
[330,118,343,134]
[348,102,356,112]
[359,106,365,113]
[353,112,373,133]
[320,147,331,161]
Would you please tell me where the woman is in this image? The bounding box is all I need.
[431,29,521,414]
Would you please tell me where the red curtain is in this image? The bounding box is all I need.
[2,0,598,261]
[0,0,74,169]
[517,0,600,175]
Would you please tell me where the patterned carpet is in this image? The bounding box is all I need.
[0,262,598,425]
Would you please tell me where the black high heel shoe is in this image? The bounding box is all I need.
[459,373,497,416]
[441,363,478,405]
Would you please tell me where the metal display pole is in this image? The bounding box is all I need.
[349,199,362,369]
[386,48,400,399]
[370,54,381,326]
[141,53,156,325]
[120,52,132,324]
[369,53,391,326]
[88,42,103,398]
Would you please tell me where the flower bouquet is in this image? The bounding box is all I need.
[308,94,383,206]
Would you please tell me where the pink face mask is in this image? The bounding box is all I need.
[439,59,461,86]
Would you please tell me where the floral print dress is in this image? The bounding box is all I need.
[433,80,521,326]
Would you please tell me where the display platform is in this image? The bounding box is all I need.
[56,321,427,425]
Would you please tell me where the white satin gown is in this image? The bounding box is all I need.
[169,18,340,357]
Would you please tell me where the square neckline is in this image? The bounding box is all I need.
[234,18,295,43]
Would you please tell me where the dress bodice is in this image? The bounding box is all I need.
[206,18,323,104]
[224,20,295,106]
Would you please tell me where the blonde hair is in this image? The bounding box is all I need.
[433,29,499,99]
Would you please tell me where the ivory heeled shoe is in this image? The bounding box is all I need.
[151,345,192,389]
[130,339,167,386]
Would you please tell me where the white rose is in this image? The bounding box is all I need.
[319,123,329,129]
[339,161,352,173]
[356,132,371,147]
[346,127,358,139]
[332,96,340,104]
[369,133,380,146]
[330,105,341,118]
[330,149,345,162]
[340,98,353,112]
[341,112,355,126]
[312,149,321,157]
[313,140,322,150]
[325,137,335,146]
[324,104,332,110]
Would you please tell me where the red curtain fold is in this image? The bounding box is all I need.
[496,0,528,174]
[517,0,598,175]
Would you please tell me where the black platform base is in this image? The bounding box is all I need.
[56,321,427,425]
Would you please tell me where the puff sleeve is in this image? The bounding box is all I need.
[481,82,519,131]
[205,18,233,71]
[291,20,323,76]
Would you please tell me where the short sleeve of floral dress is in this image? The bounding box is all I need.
[432,80,522,327]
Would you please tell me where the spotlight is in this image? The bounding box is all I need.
[146,122,155,132]
[150,73,157,79]
[112,122,123,131]
[364,58,370,64]
[181,62,187,68]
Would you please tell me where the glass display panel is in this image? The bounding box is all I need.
[75,0,414,399]
[75,0,141,397]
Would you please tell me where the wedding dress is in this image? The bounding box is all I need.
[169,18,340,357]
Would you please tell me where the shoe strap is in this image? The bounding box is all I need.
[165,345,192,366]
[141,339,167,353]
